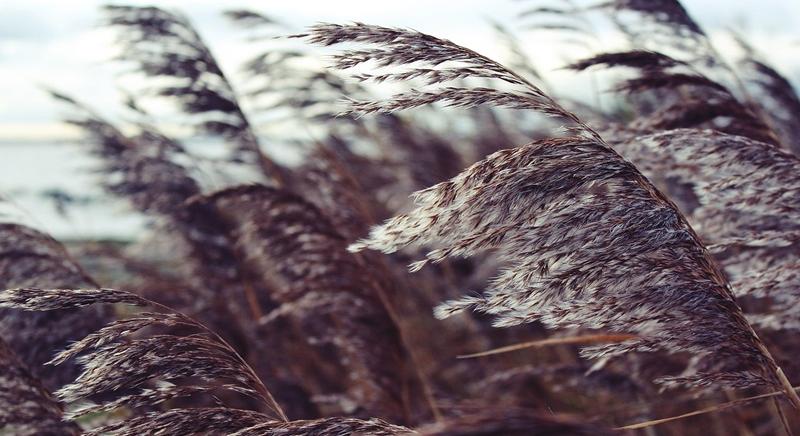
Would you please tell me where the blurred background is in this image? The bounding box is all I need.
[1,0,798,241]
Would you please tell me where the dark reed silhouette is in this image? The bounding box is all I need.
[103,5,287,184]
[0,215,111,390]
[0,338,79,436]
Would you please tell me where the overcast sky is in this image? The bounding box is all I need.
[1,0,799,141]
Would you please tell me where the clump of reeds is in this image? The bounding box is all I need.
[0,287,287,433]
[0,287,424,435]
[567,50,777,144]
[187,185,410,422]
[4,1,800,434]
[298,21,799,403]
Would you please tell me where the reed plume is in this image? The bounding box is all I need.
[188,185,409,422]
[227,9,368,125]
[0,287,426,434]
[300,22,798,401]
[593,0,718,70]
[733,34,800,155]
[568,50,777,144]
[49,89,258,363]
[0,287,288,433]
[617,129,800,246]
[295,145,377,241]
[48,90,201,216]
[292,22,597,141]
[616,128,800,335]
[352,136,778,389]
[103,5,286,184]
[589,0,791,150]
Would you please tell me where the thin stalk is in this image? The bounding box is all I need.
[361,257,443,422]
[776,366,800,409]
[772,396,794,436]
[748,324,800,410]
[618,387,799,430]
[457,333,637,359]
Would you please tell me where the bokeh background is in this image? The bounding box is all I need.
[1,0,798,240]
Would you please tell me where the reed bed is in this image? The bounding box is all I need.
[1,1,799,434]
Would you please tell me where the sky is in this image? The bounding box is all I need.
[0,0,799,141]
